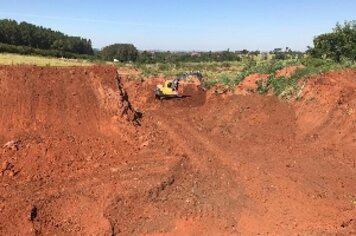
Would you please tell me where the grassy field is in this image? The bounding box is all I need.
[0,53,95,66]
[1,53,354,100]
[118,61,246,82]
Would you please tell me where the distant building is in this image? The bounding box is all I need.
[191,52,201,57]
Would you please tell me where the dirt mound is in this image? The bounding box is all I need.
[0,66,355,235]
[0,65,142,235]
[275,65,305,78]
[159,84,206,108]
[117,67,140,79]
[234,66,305,96]
[235,73,269,95]
[294,69,356,144]
[0,65,140,139]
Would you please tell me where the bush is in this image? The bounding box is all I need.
[256,58,356,98]
[158,63,171,71]
[308,20,356,62]
[0,43,96,60]
[256,75,298,97]
[204,79,219,89]
[100,44,138,62]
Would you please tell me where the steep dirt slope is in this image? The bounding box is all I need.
[294,69,356,144]
[0,65,141,235]
[0,65,140,139]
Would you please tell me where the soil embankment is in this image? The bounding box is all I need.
[0,65,355,235]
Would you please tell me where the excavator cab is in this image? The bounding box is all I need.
[155,80,179,99]
[155,71,204,99]
[166,82,174,90]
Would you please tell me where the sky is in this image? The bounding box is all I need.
[0,0,355,51]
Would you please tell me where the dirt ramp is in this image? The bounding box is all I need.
[0,65,139,138]
[235,73,269,95]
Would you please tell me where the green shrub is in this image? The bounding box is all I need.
[307,20,356,62]
[256,79,269,94]
[100,43,138,62]
[0,43,96,60]
[204,79,219,89]
[256,75,298,97]
[158,63,171,71]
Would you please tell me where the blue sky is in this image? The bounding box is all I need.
[0,0,355,51]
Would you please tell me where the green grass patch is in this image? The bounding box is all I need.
[209,59,302,88]
[256,75,299,98]
[256,58,356,99]
[132,61,244,81]
[0,53,98,66]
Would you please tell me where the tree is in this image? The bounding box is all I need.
[100,43,138,62]
[0,19,94,55]
[271,48,286,60]
[249,50,260,56]
[308,20,356,62]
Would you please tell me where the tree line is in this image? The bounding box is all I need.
[0,19,354,63]
[0,19,93,55]
[102,47,305,64]
[103,21,356,63]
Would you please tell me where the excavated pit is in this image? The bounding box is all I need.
[0,65,355,235]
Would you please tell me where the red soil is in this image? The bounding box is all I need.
[235,65,305,96]
[117,67,141,79]
[235,73,269,95]
[294,69,356,145]
[0,65,355,235]
[275,65,305,78]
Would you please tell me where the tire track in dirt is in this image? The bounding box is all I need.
[154,108,282,192]
[1,66,356,235]
[143,110,247,234]
[150,99,356,235]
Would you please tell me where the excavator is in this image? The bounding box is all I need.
[154,71,205,99]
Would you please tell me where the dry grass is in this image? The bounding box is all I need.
[0,53,94,66]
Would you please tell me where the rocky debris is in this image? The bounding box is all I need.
[0,161,18,177]
[148,175,176,201]
[2,140,21,151]
[213,85,230,95]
